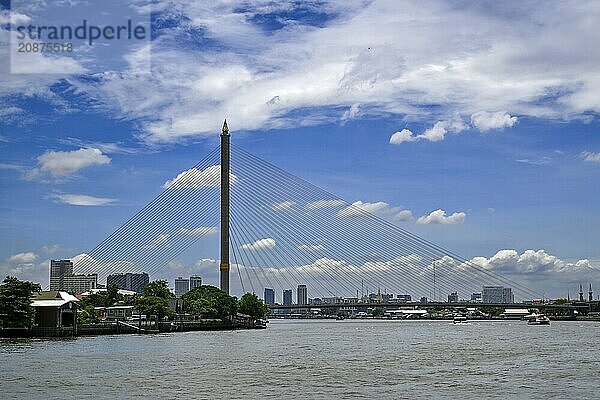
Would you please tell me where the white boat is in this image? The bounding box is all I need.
[453,315,468,324]
[527,314,550,325]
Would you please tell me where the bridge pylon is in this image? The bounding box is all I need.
[220,119,230,294]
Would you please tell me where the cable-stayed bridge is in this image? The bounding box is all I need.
[73,121,541,304]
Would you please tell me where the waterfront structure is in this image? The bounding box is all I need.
[190,275,202,290]
[448,292,459,303]
[397,294,411,302]
[220,119,231,294]
[106,272,149,294]
[31,291,79,335]
[175,277,190,297]
[104,305,135,321]
[297,284,308,305]
[264,288,275,305]
[283,289,293,305]
[49,259,97,294]
[471,293,482,302]
[482,286,514,304]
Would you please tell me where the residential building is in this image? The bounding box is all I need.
[397,294,412,302]
[49,259,72,291]
[264,288,275,305]
[297,284,307,305]
[190,275,202,290]
[106,272,149,294]
[448,292,459,303]
[49,259,97,294]
[482,286,514,304]
[283,289,293,305]
[174,277,190,297]
[471,293,482,302]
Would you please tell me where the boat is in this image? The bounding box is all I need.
[453,315,469,324]
[527,314,550,325]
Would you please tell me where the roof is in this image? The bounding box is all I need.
[31,291,79,308]
[502,308,530,314]
[79,288,137,296]
[105,305,135,310]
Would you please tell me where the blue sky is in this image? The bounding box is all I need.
[1,1,599,299]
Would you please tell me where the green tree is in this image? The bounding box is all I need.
[135,296,174,319]
[371,308,386,318]
[182,285,238,320]
[77,304,98,324]
[142,280,174,299]
[238,293,269,319]
[0,276,41,328]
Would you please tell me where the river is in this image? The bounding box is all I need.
[1,319,599,399]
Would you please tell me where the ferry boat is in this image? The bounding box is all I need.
[453,315,468,324]
[527,314,550,325]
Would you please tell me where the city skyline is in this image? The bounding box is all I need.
[1,2,599,298]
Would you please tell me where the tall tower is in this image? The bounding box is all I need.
[220,119,231,294]
[579,284,584,302]
[589,283,593,302]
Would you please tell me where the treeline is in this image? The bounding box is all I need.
[0,276,269,329]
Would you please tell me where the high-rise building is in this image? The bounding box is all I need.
[264,288,275,305]
[482,286,514,304]
[175,277,190,297]
[49,259,97,294]
[50,259,73,291]
[107,272,149,294]
[297,284,307,305]
[283,289,293,305]
[471,293,482,302]
[448,292,459,303]
[190,275,202,290]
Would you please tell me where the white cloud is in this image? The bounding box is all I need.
[580,151,600,163]
[141,234,170,250]
[50,193,116,206]
[0,11,31,25]
[389,129,416,145]
[8,252,37,264]
[305,199,346,210]
[416,209,466,225]
[240,238,276,251]
[163,165,238,189]
[271,201,296,211]
[394,209,413,222]
[298,244,326,252]
[389,118,467,145]
[341,103,361,121]
[177,227,218,237]
[28,148,110,179]
[6,2,600,142]
[471,111,518,131]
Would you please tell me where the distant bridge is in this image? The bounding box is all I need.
[269,301,590,311]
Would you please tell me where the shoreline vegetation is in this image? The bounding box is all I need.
[0,277,268,338]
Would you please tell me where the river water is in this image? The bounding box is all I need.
[1,319,599,399]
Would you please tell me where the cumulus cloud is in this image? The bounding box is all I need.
[163,165,237,189]
[27,148,110,179]
[298,244,326,252]
[305,199,346,210]
[471,111,518,131]
[394,209,413,222]
[8,252,37,264]
[141,234,170,250]
[337,200,412,222]
[580,151,600,163]
[341,103,361,121]
[240,238,276,250]
[50,193,116,206]
[389,118,467,145]
[176,227,218,237]
[272,201,296,211]
[5,2,600,143]
[416,209,466,225]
